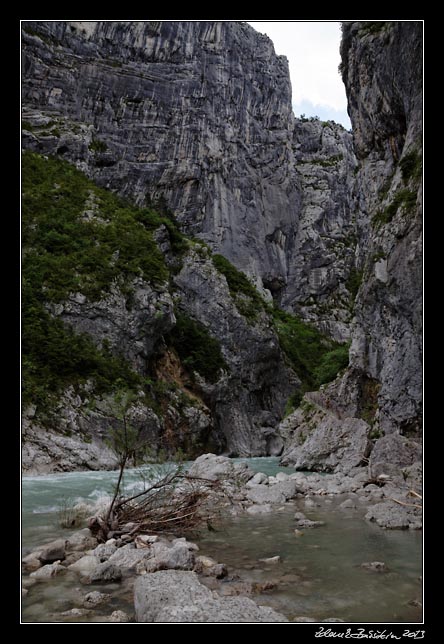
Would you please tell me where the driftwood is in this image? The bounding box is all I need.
[388,497,422,510]
[88,469,226,543]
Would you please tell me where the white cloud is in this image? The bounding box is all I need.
[248,21,351,128]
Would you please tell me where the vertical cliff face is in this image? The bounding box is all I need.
[281,22,422,477]
[22,20,357,339]
[341,21,422,438]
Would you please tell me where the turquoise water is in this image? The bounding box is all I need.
[21,458,423,623]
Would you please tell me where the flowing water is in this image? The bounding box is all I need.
[21,458,423,623]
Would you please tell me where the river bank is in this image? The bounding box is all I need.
[21,455,422,623]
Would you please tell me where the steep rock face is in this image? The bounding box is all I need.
[173,248,298,456]
[341,21,422,437]
[284,120,358,342]
[21,21,357,338]
[281,22,422,473]
[21,148,299,471]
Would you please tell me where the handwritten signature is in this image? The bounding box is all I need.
[314,628,425,640]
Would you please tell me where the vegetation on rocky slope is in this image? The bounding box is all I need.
[22,150,349,434]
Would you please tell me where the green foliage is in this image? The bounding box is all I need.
[372,250,386,263]
[166,311,226,383]
[372,189,417,227]
[212,254,264,321]
[88,138,108,153]
[22,287,141,408]
[346,268,364,300]
[22,151,168,303]
[314,154,343,167]
[399,150,422,184]
[358,22,390,36]
[359,378,381,424]
[21,151,174,410]
[313,345,350,387]
[284,391,303,417]
[271,308,349,392]
[299,114,320,123]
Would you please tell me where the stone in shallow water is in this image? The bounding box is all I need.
[30,561,66,580]
[295,519,325,529]
[258,555,281,564]
[38,539,66,564]
[360,561,388,572]
[134,570,288,622]
[109,610,130,622]
[246,504,272,515]
[83,591,111,607]
[89,562,123,583]
[68,555,100,574]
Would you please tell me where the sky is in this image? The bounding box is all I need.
[248,21,351,130]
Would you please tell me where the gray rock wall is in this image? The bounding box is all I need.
[22,20,358,337]
[340,21,423,437]
[281,22,422,472]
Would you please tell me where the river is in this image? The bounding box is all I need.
[21,458,423,623]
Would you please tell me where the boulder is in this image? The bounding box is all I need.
[22,552,42,572]
[83,591,111,607]
[142,540,196,573]
[369,434,422,480]
[194,556,228,578]
[339,498,357,510]
[38,539,66,564]
[365,501,422,529]
[92,543,118,562]
[109,610,130,622]
[134,571,288,622]
[68,555,101,574]
[187,453,254,483]
[89,562,123,583]
[246,472,268,487]
[107,544,150,570]
[30,561,65,580]
[65,528,97,552]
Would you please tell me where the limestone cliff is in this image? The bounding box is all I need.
[21,20,357,339]
[21,21,422,475]
[281,21,423,478]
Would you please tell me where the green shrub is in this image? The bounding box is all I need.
[284,391,303,417]
[89,138,108,153]
[313,345,350,387]
[21,151,172,410]
[22,151,168,303]
[399,150,422,184]
[372,189,418,227]
[22,286,141,408]
[358,22,390,36]
[166,311,226,383]
[346,268,364,300]
[212,254,263,321]
[271,308,349,392]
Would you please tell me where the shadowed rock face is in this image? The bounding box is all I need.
[281,22,422,473]
[21,20,357,339]
[340,21,422,437]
